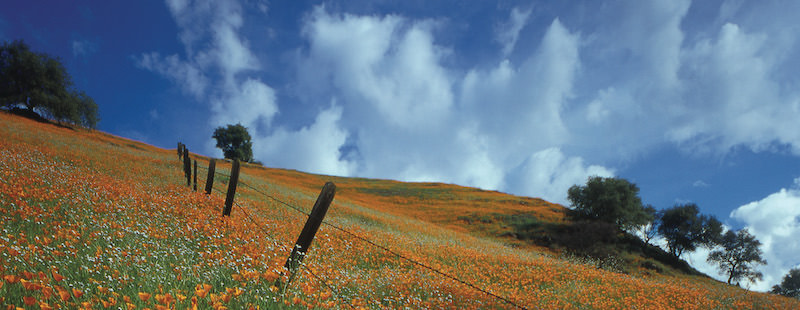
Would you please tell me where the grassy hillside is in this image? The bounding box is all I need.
[1,111,798,309]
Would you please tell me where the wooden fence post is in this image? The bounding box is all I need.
[193,160,198,191]
[284,182,336,275]
[223,159,240,216]
[205,159,216,195]
[177,142,182,160]
[183,148,191,187]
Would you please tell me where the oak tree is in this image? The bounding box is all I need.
[707,229,766,286]
[212,123,253,162]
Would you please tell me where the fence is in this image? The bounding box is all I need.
[175,142,527,309]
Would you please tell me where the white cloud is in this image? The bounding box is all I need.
[136,52,208,99]
[146,1,800,208]
[670,23,784,153]
[141,0,287,169]
[258,104,355,176]
[496,6,533,57]
[460,18,580,163]
[295,7,611,202]
[71,39,97,57]
[506,148,614,205]
[618,0,689,89]
[564,0,691,160]
[209,5,260,86]
[300,7,453,131]
[135,3,800,294]
[725,185,800,291]
[692,180,709,188]
[209,78,277,134]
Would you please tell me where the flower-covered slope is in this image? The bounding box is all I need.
[1,112,797,309]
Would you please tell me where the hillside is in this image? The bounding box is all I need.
[1,111,798,309]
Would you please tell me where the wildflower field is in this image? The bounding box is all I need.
[1,111,798,309]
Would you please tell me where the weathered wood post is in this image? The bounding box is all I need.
[183,148,191,187]
[205,159,216,195]
[284,182,336,276]
[177,142,182,160]
[193,160,198,191]
[222,159,240,216]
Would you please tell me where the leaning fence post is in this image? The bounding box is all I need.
[223,159,240,216]
[183,148,191,187]
[284,182,336,276]
[205,159,216,195]
[193,160,198,191]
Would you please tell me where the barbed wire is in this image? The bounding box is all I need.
[186,158,528,310]
[198,164,354,309]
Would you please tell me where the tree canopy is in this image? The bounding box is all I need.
[658,203,723,257]
[212,123,253,162]
[772,268,800,299]
[0,40,98,128]
[567,176,651,231]
[707,229,766,285]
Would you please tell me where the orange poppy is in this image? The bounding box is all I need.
[138,292,151,302]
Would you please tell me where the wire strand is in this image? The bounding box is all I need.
[187,159,527,309]
[234,176,527,309]
[200,167,352,308]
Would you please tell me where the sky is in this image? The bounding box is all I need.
[2,0,799,291]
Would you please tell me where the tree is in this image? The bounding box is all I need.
[73,90,99,129]
[567,176,651,231]
[633,205,660,245]
[212,123,253,162]
[707,229,766,285]
[0,40,98,128]
[772,268,800,299]
[658,203,722,257]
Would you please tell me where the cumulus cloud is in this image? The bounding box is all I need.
[258,104,355,176]
[686,177,800,292]
[300,7,453,131]
[135,1,800,297]
[496,6,533,57]
[563,0,800,162]
[565,0,690,160]
[505,148,614,205]
[295,7,610,203]
[727,184,800,291]
[209,78,277,134]
[139,0,287,169]
[144,0,800,211]
[460,18,580,162]
[136,52,208,99]
[670,22,800,155]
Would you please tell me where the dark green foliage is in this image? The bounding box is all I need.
[552,220,618,255]
[772,268,800,299]
[510,214,542,238]
[567,176,651,231]
[0,40,98,128]
[212,123,254,162]
[658,203,722,257]
[613,232,705,276]
[707,229,766,285]
[494,208,705,276]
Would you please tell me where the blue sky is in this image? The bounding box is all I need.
[2,0,799,291]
